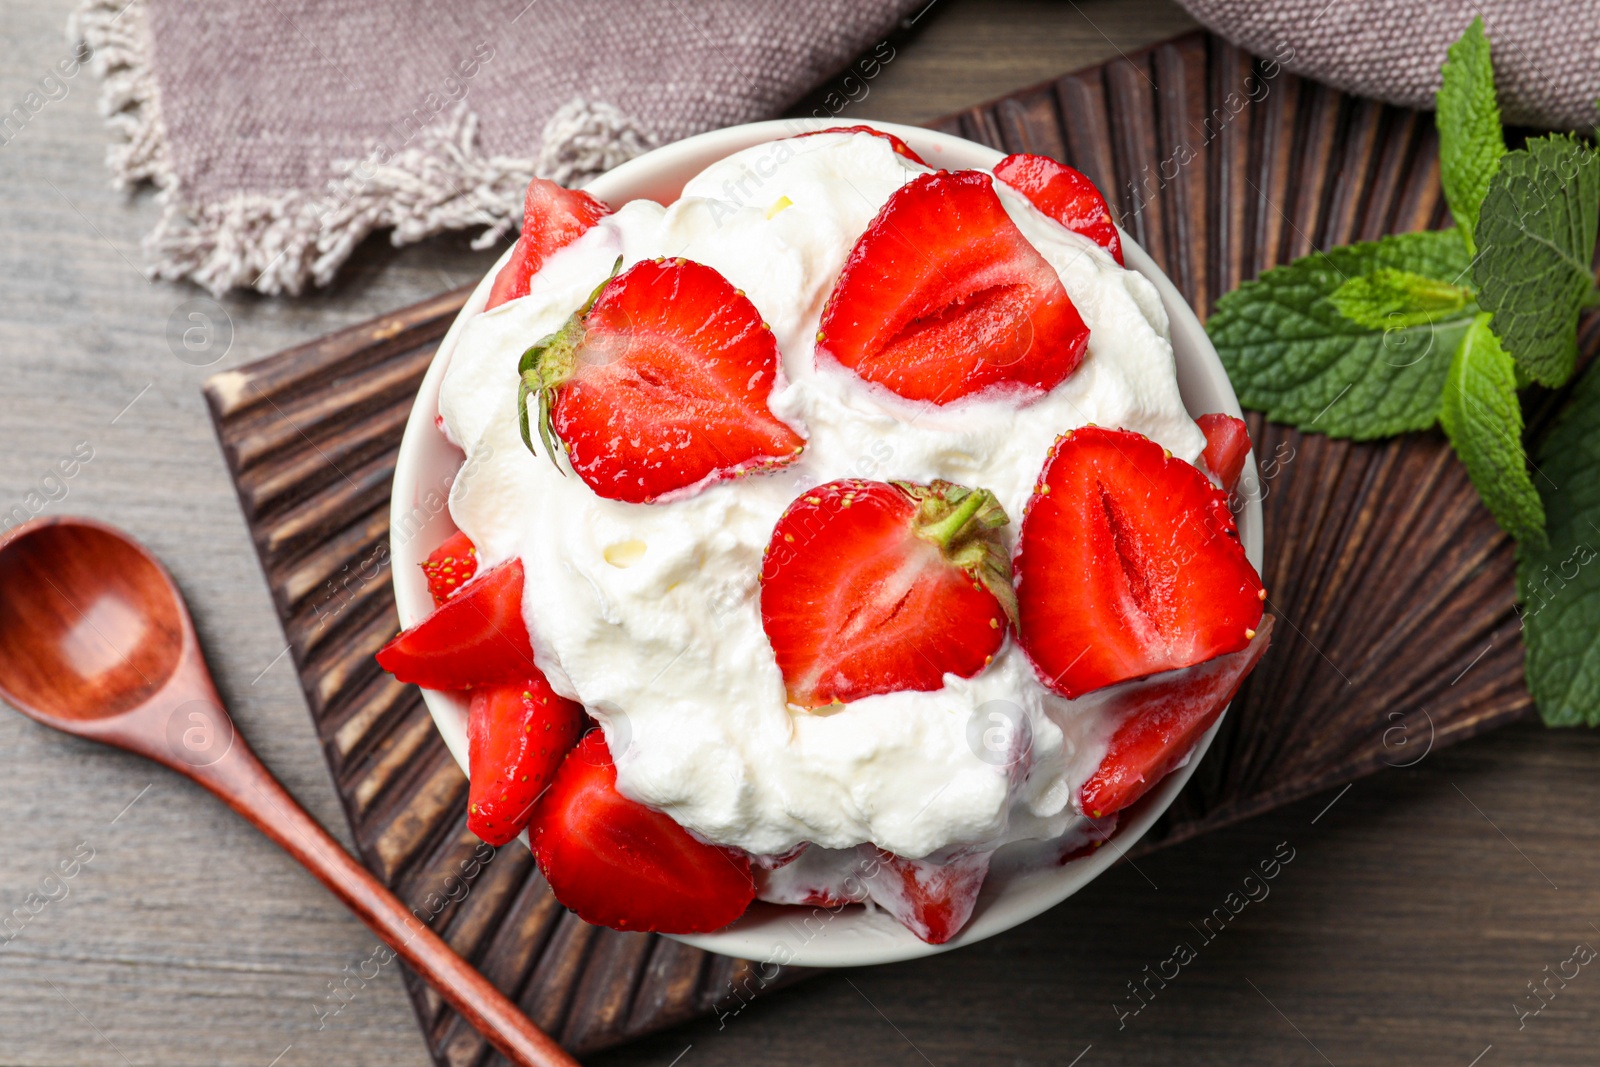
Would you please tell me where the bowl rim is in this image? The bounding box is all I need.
[389,117,1263,968]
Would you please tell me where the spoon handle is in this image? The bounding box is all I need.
[184,726,576,1067]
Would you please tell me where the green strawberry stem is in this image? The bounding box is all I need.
[516,257,624,468]
[916,487,990,547]
[898,480,1020,628]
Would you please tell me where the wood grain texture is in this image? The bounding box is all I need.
[206,300,803,1063]
[198,28,1571,1067]
[928,31,1546,856]
[8,2,1600,1066]
[0,521,577,1067]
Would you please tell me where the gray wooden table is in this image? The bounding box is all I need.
[3,1,1597,1064]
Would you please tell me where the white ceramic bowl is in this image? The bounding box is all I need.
[390,119,1263,968]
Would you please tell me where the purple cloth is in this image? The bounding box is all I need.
[70,0,921,295]
[1176,0,1600,130]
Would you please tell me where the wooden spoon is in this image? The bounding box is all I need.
[0,516,576,1067]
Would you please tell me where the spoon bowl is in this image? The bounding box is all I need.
[0,515,574,1067]
[0,518,184,723]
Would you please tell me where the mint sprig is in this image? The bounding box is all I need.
[1207,17,1600,729]
[1328,268,1475,329]
[1439,313,1546,546]
[1472,135,1600,387]
[1209,229,1475,438]
[1436,16,1504,254]
[1517,365,1600,725]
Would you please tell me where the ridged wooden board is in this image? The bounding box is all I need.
[930,30,1577,853]
[203,287,799,1066]
[205,29,1575,1067]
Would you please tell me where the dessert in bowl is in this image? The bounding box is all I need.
[385,120,1268,967]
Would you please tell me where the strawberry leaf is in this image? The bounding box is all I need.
[515,258,622,467]
[1438,313,1546,546]
[1472,135,1600,387]
[1517,363,1600,726]
[1436,16,1505,255]
[1209,229,1476,439]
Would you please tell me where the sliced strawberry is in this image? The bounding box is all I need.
[992,153,1123,265]
[1195,413,1251,494]
[760,479,1015,707]
[861,848,992,945]
[792,125,928,166]
[533,733,756,933]
[421,530,478,606]
[485,178,611,310]
[375,558,537,690]
[1055,815,1120,865]
[1016,426,1265,698]
[817,169,1089,405]
[517,257,804,503]
[467,673,586,846]
[754,844,863,908]
[1081,617,1273,818]
[751,843,809,870]
[485,236,535,309]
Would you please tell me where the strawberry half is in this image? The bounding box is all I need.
[534,733,756,933]
[421,530,478,606]
[1016,427,1265,698]
[375,558,537,690]
[1195,413,1251,494]
[817,169,1089,405]
[517,257,804,503]
[467,672,586,846]
[760,479,1015,707]
[861,847,993,945]
[792,125,928,166]
[1081,616,1273,818]
[485,178,611,310]
[992,153,1124,265]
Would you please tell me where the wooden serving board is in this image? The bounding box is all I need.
[205,29,1571,1067]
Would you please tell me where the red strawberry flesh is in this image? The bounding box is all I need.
[1196,412,1252,494]
[817,169,1090,405]
[861,847,992,945]
[421,529,478,606]
[992,153,1124,265]
[792,125,929,166]
[534,733,756,933]
[1080,616,1273,818]
[485,178,611,310]
[523,257,804,503]
[485,236,535,310]
[376,558,537,690]
[760,479,1013,707]
[467,672,586,846]
[754,844,864,908]
[1016,426,1265,698]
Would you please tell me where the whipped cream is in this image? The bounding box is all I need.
[437,131,1205,860]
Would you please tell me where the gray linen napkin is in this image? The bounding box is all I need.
[1176,0,1600,131]
[68,0,922,296]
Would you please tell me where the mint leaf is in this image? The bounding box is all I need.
[1438,313,1546,545]
[1436,16,1504,255]
[1329,268,1474,329]
[1517,364,1600,725]
[1473,134,1600,387]
[1209,229,1476,439]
